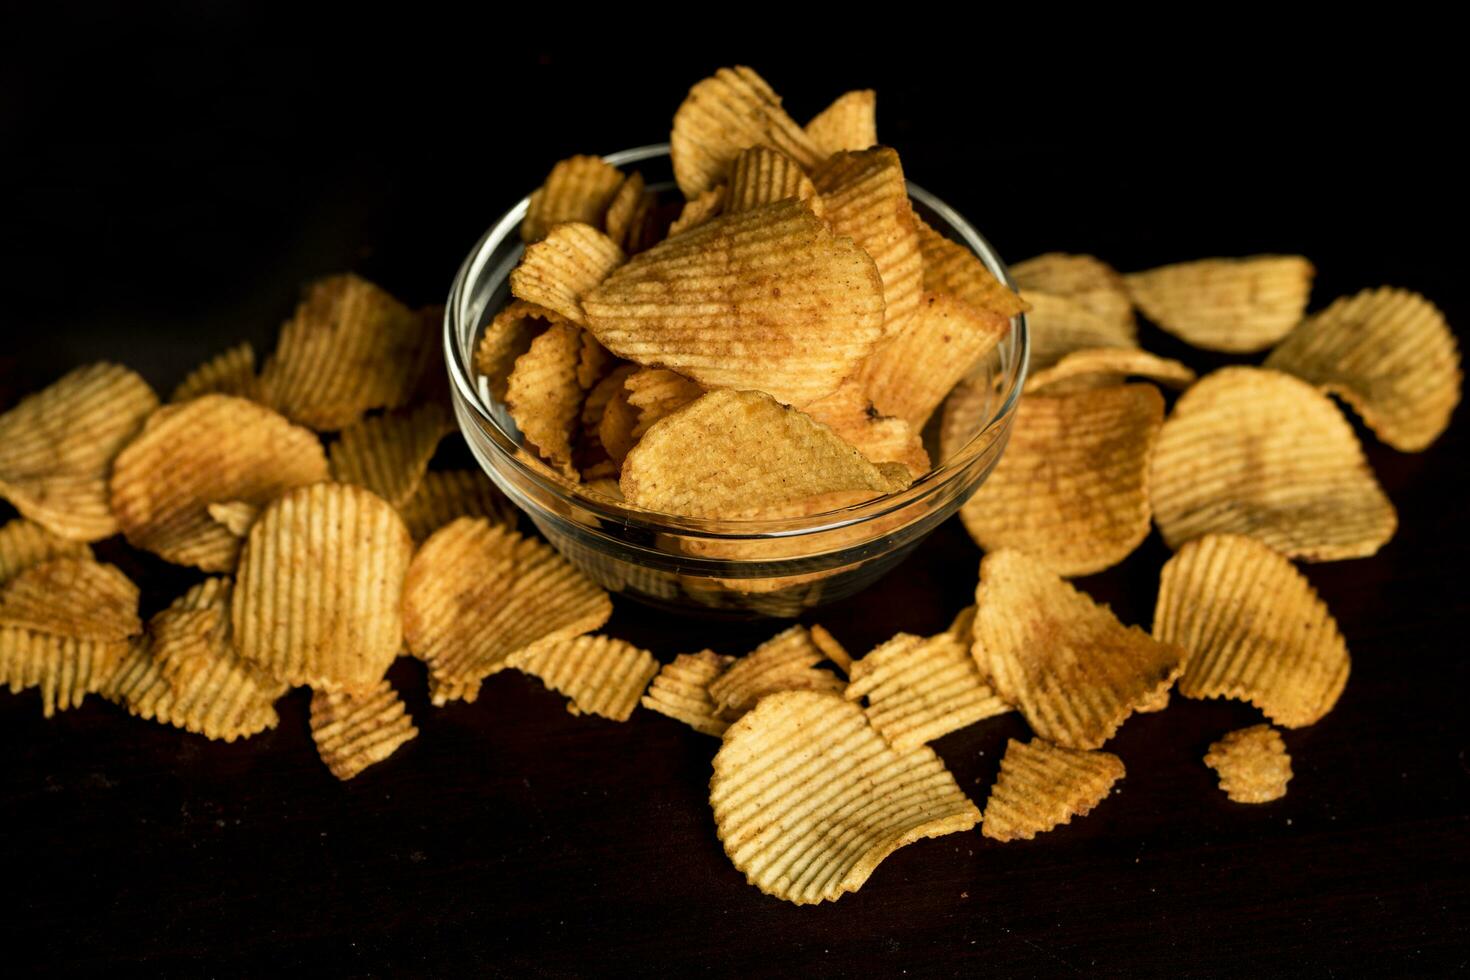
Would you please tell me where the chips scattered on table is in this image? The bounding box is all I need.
[310,678,419,780]
[330,403,451,506]
[982,738,1125,842]
[707,625,845,718]
[1204,725,1292,803]
[1125,255,1315,353]
[508,634,659,721]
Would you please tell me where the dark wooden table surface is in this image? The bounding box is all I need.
[4,21,1467,978]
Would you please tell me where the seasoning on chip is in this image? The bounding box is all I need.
[982,738,1125,841]
[171,341,260,403]
[707,625,845,718]
[725,145,822,216]
[1204,725,1292,803]
[522,155,626,243]
[509,222,626,326]
[310,678,419,780]
[640,650,735,736]
[846,630,1010,751]
[0,558,140,641]
[508,634,659,721]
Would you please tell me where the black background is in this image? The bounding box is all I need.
[3,10,1467,978]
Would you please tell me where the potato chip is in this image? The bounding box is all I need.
[474,300,565,402]
[510,222,625,328]
[1150,367,1396,560]
[583,200,886,407]
[1204,725,1292,803]
[206,500,261,539]
[667,185,726,237]
[710,690,980,905]
[309,678,419,779]
[813,147,923,337]
[522,155,626,243]
[1,626,126,717]
[623,367,705,440]
[503,322,588,478]
[670,66,823,198]
[981,737,1125,841]
[857,291,1010,430]
[576,363,637,471]
[1010,252,1134,331]
[259,274,433,431]
[726,146,823,217]
[602,171,646,250]
[171,342,260,403]
[802,380,931,478]
[1022,291,1139,371]
[640,649,735,736]
[110,394,329,571]
[1024,347,1196,395]
[1156,533,1349,727]
[396,470,516,542]
[975,550,1184,749]
[0,558,140,641]
[959,384,1163,576]
[804,89,877,155]
[937,372,997,464]
[809,624,853,676]
[146,576,233,683]
[232,482,412,692]
[707,625,845,717]
[401,517,611,704]
[0,363,159,541]
[507,634,659,721]
[916,217,1028,321]
[330,403,451,507]
[1264,287,1461,452]
[1125,255,1314,353]
[620,389,910,519]
[946,604,977,646]
[0,519,92,587]
[846,631,1011,752]
[596,382,640,468]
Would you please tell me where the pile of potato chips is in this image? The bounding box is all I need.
[0,67,1461,907]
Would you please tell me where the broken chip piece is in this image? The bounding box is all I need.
[522,155,627,243]
[982,737,1125,841]
[309,677,419,780]
[507,634,659,721]
[1204,725,1292,803]
[640,649,735,736]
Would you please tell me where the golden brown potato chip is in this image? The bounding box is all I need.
[1204,725,1292,803]
[602,171,646,250]
[0,363,159,541]
[916,217,1027,321]
[330,403,451,507]
[1010,253,1134,332]
[959,384,1163,576]
[1156,534,1349,727]
[0,519,92,587]
[1265,287,1461,452]
[583,200,886,407]
[474,300,565,402]
[726,145,823,217]
[814,147,923,338]
[171,341,260,403]
[707,625,845,717]
[711,690,980,905]
[401,517,611,704]
[846,630,1011,752]
[396,470,516,543]
[596,382,640,468]
[670,66,823,198]
[504,323,586,478]
[576,363,638,472]
[937,372,998,464]
[522,155,626,243]
[802,380,931,478]
[946,604,977,646]
[110,394,329,571]
[232,483,412,693]
[206,500,260,539]
[510,223,626,327]
[808,624,853,676]
[507,634,659,721]
[145,576,233,683]
[640,649,735,736]
[1125,255,1314,353]
[1024,347,1196,395]
[259,274,433,431]
[0,558,140,641]
[310,678,419,779]
[1021,290,1139,371]
[1,626,126,717]
[975,550,1184,749]
[804,89,877,155]
[624,367,705,440]
[667,185,727,237]
[858,291,1010,431]
[981,738,1125,841]
[620,389,910,519]
[1150,367,1397,560]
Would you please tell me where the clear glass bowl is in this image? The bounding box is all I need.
[444,144,1028,618]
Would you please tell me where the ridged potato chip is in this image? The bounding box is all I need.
[310,678,419,780]
[1125,255,1314,353]
[845,630,1011,752]
[640,649,735,736]
[505,323,587,477]
[620,390,910,519]
[0,519,92,587]
[726,146,822,217]
[474,300,564,402]
[975,550,1184,749]
[110,394,330,571]
[982,738,1125,842]
[1204,725,1292,803]
[522,155,626,243]
[0,363,159,541]
[171,342,260,403]
[1010,252,1134,331]
[710,690,980,905]
[707,625,845,717]
[1156,534,1349,727]
[233,482,412,692]
[1025,348,1196,396]
[1022,291,1138,371]
[260,274,433,431]
[667,185,726,237]
[624,368,705,440]
[670,66,823,198]
[0,558,140,641]
[1265,286,1461,451]
[510,223,626,327]
[916,217,1027,321]
[813,147,923,337]
[206,501,260,539]
[1,626,126,717]
[576,364,638,472]
[808,624,853,676]
[396,470,516,543]
[401,517,611,704]
[583,200,886,407]
[596,382,639,468]
[507,634,659,721]
[937,372,997,464]
[804,89,877,155]
[602,171,647,250]
[959,384,1163,577]
[802,380,931,478]
[330,403,451,506]
[1150,367,1397,560]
